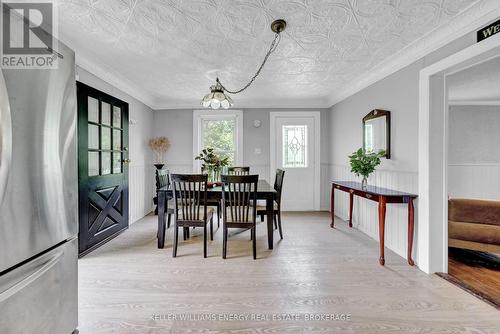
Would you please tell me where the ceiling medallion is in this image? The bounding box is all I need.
[201,19,287,109]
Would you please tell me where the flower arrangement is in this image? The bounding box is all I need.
[149,136,170,164]
[195,148,230,182]
[349,148,385,188]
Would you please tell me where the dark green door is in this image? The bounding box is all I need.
[77,82,129,256]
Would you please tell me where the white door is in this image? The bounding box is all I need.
[270,112,320,211]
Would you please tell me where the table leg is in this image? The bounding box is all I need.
[349,191,354,228]
[378,196,386,265]
[407,199,415,266]
[157,191,166,249]
[330,185,335,228]
[267,195,274,250]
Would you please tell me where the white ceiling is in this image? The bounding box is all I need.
[56,0,482,109]
[448,56,500,103]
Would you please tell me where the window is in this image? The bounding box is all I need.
[193,110,243,171]
[202,118,236,165]
[282,125,307,168]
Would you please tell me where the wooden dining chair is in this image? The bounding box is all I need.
[257,169,285,239]
[153,168,174,228]
[227,166,250,175]
[171,174,214,258]
[221,174,259,259]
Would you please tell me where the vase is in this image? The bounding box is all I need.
[154,164,164,170]
[361,177,368,189]
[204,166,220,183]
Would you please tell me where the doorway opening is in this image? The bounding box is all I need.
[444,56,500,308]
[418,32,500,275]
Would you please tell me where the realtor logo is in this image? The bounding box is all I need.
[1,0,59,68]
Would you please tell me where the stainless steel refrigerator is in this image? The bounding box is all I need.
[0,40,78,333]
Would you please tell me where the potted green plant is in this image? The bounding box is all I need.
[195,148,230,183]
[349,148,386,189]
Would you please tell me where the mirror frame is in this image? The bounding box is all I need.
[362,109,391,159]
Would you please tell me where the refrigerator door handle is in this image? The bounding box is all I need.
[0,70,12,207]
[0,251,63,303]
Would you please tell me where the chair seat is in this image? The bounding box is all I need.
[176,206,214,222]
[256,203,278,211]
[225,221,255,229]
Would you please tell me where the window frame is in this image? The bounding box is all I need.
[193,110,243,172]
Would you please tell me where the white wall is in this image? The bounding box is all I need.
[153,108,332,209]
[77,67,155,224]
[448,105,500,200]
[328,29,479,264]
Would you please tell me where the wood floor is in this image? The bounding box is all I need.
[447,248,500,308]
[78,212,500,333]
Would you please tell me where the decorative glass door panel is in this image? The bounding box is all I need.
[282,125,308,168]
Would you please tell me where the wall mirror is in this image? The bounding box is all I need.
[363,109,390,158]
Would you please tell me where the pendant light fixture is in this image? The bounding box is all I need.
[201,19,287,109]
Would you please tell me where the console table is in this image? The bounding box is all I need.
[330,181,417,266]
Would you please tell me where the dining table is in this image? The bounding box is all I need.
[156,179,278,250]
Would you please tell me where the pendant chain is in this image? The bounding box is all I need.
[216,33,281,95]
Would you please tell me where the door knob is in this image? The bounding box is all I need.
[122,159,131,164]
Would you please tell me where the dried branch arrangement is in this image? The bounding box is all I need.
[149,136,170,163]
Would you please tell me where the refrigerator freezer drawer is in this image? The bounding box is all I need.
[0,237,78,334]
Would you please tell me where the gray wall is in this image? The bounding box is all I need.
[329,60,421,172]
[77,66,155,223]
[328,29,479,261]
[448,105,500,200]
[153,108,331,208]
[449,105,500,164]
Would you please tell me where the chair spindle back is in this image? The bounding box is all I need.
[274,169,285,204]
[171,174,208,222]
[227,166,250,175]
[222,174,258,223]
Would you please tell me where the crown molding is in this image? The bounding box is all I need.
[76,54,158,109]
[152,97,330,110]
[326,0,500,108]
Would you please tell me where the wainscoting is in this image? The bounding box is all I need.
[448,164,500,200]
[129,164,156,224]
[329,165,418,262]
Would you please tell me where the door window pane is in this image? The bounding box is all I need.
[282,125,307,168]
[113,106,121,128]
[88,124,99,149]
[101,152,111,175]
[113,129,121,150]
[101,102,111,126]
[113,153,122,174]
[101,127,111,150]
[88,152,99,176]
[88,97,99,123]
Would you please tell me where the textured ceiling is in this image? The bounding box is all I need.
[56,0,481,109]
